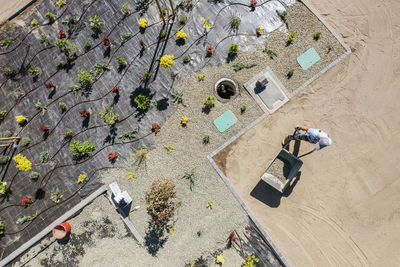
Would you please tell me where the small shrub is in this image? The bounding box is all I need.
[228,43,239,55]
[0,36,16,48]
[108,152,118,162]
[142,71,151,81]
[39,150,50,163]
[63,129,74,139]
[12,153,32,171]
[35,100,47,115]
[139,38,146,49]
[77,174,87,183]
[16,212,38,224]
[59,102,66,110]
[198,74,205,81]
[102,36,111,46]
[21,195,32,207]
[206,44,214,55]
[0,181,7,195]
[45,12,55,21]
[287,69,294,79]
[200,17,211,32]
[20,137,31,147]
[40,33,51,47]
[159,30,166,39]
[164,145,173,152]
[56,60,64,69]
[0,155,9,165]
[84,41,92,51]
[43,81,56,89]
[159,54,175,68]
[50,187,63,203]
[77,69,93,87]
[117,57,127,66]
[152,123,161,133]
[313,32,321,40]
[240,105,246,113]
[181,116,189,126]
[69,140,95,159]
[203,96,216,108]
[31,18,38,26]
[139,18,147,28]
[94,62,112,76]
[121,33,132,44]
[54,38,76,57]
[0,110,6,120]
[79,109,90,117]
[250,0,257,8]
[233,62,257,72]
[90,15,102,30]
[2,67,14,77]
[160,8,167,16]
[242,254,259,267]
[145,178,179,225]
[176,29,187,39]
[62,16,78,28]
[263,45,277,59]
[183,55,191,63]
[134,94,150,110]
[230,15,241,30]
[16,115,27,125]
[122,2,131,16]
[112,86,120,94]
[179,15,187,25]
[172,91,185,105]
[39,125,49,133]
[3,130,12,137]
[99,104,119,125]
[28,66,40,77]
[256,25,264,36]
[134,147,148,165]
[56,0,66,7]
[203,135,210,144]
[277,10,288,27]
[58,29,66,39]
[0,221,3,235]
[183,169,196,190]
[287,31,296,44]
[119,127,139,141]
[197,229,203,237]
[29,171,40,180]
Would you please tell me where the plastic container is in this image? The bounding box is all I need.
[52,222,71,239]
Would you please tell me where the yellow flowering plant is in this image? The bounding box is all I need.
[56,0,66,7]
[15,115,27,125]
[257,25,264,35]
[139,18,147,28]
[164,145,173,152]
[216,255,224,264]
[159,54,175,68]
[198,74,205,81]
[128,172,137,179]
[181,116,189,126]
[77,174,87,183]
[12,154,32,171]
[31,19,38,26]
[176,29,187,39]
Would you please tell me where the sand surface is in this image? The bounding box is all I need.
[217,0,400,266]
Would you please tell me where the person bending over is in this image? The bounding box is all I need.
[282,126,332,151]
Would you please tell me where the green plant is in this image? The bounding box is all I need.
[228,43,239,55]
[63,129,74,139]
[62,16,78,28]
[197,229,203,237]
[263,45,277,59]
[0,155,9,164]
[203,135,210,144]
[54,38,76,57]
[183,55,191,63]
[160,7,167,16]
[40,33,51,47]
[16,211,38,225]
[287,69,294,79]
[29,171,40,180]
[242,254,259,267]
[134,94,150,110]
[172,91,185,106]
[39,150,50,163]
[0,220,4,235]
[59,102,66,110]
[99,104,119,125]
[121,33,132,44]
[203,95,216,108]
[0,36,16,48]
[198,74,205,81]
[122,2,131,16]
[313,32,321,40]
[117,57,127,66]
[89,15,102,30]
[287,31,296,44]
[145,178,179,225]
[84,41,92,50]
[0,181,7,195]
[2,67,14,77]
[28,66,40,76]
[277,10,288,27]
[4,130,12,137]
[50,187,63,203]
[134,147,148,165]
[230,15,241,30]
[94,62,112,76]
[142,71,151,82]
[180,15,187,25]
[35,100,47,115]
[200,17,211,32]
[56,60,64,69]
[69,139,95,158]
[20,137,31,147]
[183,169,196,190]
[77,69,93,87]
[240,105,246,113]
[159,30,166,39]
[119,127,139,141]
[0,110,6,120]
[233,62,257,72]
[45,11,55,21]
[69,84,81,95]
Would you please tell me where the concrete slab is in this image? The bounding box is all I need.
[243,67,289,114]
[213,110,238,133]
[297,48,321,70]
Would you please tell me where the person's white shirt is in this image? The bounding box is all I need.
[307,128,332,150]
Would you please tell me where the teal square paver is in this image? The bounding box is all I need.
[213,110,237,133]
[297,48,320,70]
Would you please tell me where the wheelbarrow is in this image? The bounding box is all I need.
[260,148,303,193]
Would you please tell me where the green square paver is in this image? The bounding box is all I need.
[213,110,237,133]
[297,48,320,70]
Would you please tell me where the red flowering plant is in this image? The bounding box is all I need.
[21,195,32,207]
[152,123,161,133]
[58,29,66,39]
[206,44,214,55]
[250,0,257,8]
[227,231,236,248]
[43,81,56,89]
[102,36,111,47]
[108,152,118,162]
[79,109,90,117]
[112,86,119,94]
[39,125,49,132]
[139,39,146,50]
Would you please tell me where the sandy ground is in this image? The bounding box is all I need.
[216,0,400,266]
[0,0,32,21]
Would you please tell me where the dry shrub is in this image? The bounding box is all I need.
[145,178,179,225]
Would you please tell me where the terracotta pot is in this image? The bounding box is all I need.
[52,222,71,239]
